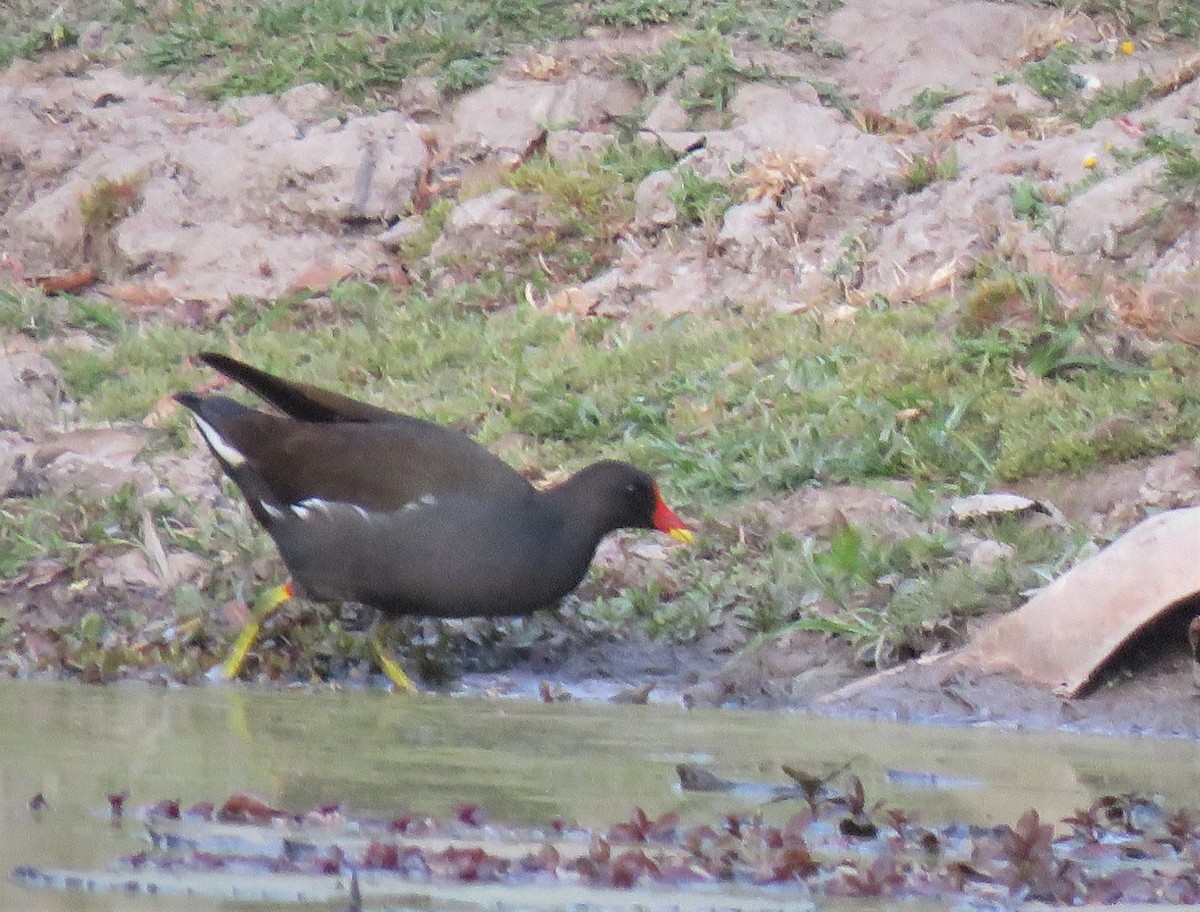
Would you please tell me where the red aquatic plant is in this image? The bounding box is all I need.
[827,849,905,898]
[217,792,292,824]
[107,790,129,820]
[755,840,820,883]
[146,799,180,819]
[455,803,487,826]
[606,807,679,844]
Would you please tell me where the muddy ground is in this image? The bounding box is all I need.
[4,0,1200,739]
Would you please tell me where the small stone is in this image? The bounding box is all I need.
[949,492,1048,525]
[633,171,677,228]
[968,539,1016,568]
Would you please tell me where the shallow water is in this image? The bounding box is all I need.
[3,679,1200,910]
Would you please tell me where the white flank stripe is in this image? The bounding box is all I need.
[402,494,437,513]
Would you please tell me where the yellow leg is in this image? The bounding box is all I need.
[218,584,417,692]
[220,582,295,681]
[370,618,419,694]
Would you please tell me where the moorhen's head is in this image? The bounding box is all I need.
[553,460,693,542]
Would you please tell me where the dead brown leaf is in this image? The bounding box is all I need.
[287,263,356,295]
[740,149,820,202]
[107,282,174,309]
[34,267,97,295]
[521,51,561,80]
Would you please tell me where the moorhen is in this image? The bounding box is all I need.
[176,352,693,690]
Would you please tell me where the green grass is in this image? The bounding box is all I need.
[592,0,690,28]
[901,146,959,194]
[6,259,1200,667]
[1043,0,1199,38]
[617,29,776,120]
[140,0,588,98]
[1,0,843,102]
[1155,135,1200,203]
[1011,180,1051,225]
[892,87,962,130]
[669,168,736,226]
[17,266,1198,501]
[1076,73,1155,128]
[410,144,675,304]
[1020,44,1085,103]
[0,15,77,68]
[0,486,142,578]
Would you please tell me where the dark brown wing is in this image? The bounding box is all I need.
[199,352,401,424]
[175,396,532,517]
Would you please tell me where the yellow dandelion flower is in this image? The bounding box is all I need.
[1120,40,1135,55]
[1083,154,1098,169]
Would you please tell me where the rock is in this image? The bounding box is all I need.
[98,547,209,593]
[644,90,689,133]
[936,83,1054,131]
[118,218,379,302]
[32,427,154,501]
[237,109,299,148]
[633,170,678,228]
[0,348,67,433]
[640,130,706,154]
[0,69,418,300]
[0,85,79,174]
[545,130,609,162]
[1139,449,1200,508]
[148,451,228,514]
[78,21,106,50]
[968,539,1016,568]
[949,492,1052,525]
[376,216,426,249]
[430,188,521,260]
[277,82,334,123]
[789,268,842,313]
[861,172,1016,302]
[451,76,639,153]
[728,83,831,144]
[632,252,710,316]
[13,148,158,259]
[1055,158,1165,257]
[759,484,919,541]
[220,93,278,124]
[0,431,32,496]
[717,198,778,266]
[395,76,442,117]
[694,89,851,178]
[280,111,429,222]
[824,0,1049,109]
